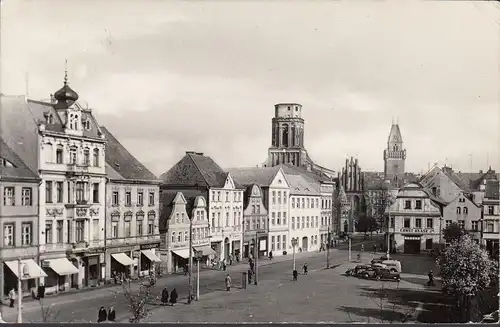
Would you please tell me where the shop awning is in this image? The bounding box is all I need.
[44,258,79,276]
[111,253,135,266]
[141,249,162,263]
[194,246,217,256]
[172,249,190,259]
[5,259,47,279]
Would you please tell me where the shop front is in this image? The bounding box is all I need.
[106,246,136,282]
[40,255,79,295]
[2,259,47,301]
[137,243,162,277]
[210,240,222,261]
[193,239,216,267]
[71,247,105,288]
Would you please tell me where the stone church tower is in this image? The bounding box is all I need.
[267,103,309,168]
[383,122,406,181]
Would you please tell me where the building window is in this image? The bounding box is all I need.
[271,212,275,225]
[307,216,310,228]
[302,198,305,208]
[3,187,15,206]
[93,219,99,240]
[403,218,410,228]
[226,212,229,226]
[315,216,319,228]
[315,199,318,208]
[57,220,63,243]
[283,212,287,225]
[307,198,310,208]
[282,235,286,250]
[463,207,468,215]
[137,191,143,206]
[445,220,452,227]
[284,193,287,204]
[277,212,281,225]
[277,191,281,205]
[415,218,422,228]
[56,182,63,203]
[171,232,176,243]
[456,207,461,214]
[184,230,188,242]
[472,221,478,231]
[415,200,422,210]
[45,221,53,244]
[124,220,131,237]
[459,197,465,203]
[277,235,281,250]
[272,191,276,204]
[487,223,494,233]
[83,148,90,165]
[21,187,32,206]
[148,192,155,206]
[488,206,494,215]
[69,146,77,164]
[92,183,99,203]
[76,182,85,203]
[112,221,118,238]
[125,192,131,206]
[271,236,275,250]
[45,182,53,203]
[67,221,71,243]
[426,218,433,229]
[225,192,229,202]
[425,239,433,250]
[233,192,237,202]
[404,200,411,209]
[93,149,100,167]
[76,221,85,242]
[390,217,395,228]
[291,217,295,229]
[302,217,305,229]
[56,145,63,164]
[112,191,119,206]
[292,198,295,209]
[148,216,155,234]
[3,224,14,246]
[458,220,465,229]
[217,192,221,201]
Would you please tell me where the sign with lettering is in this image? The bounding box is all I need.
[400,228,434,234]
[172,242,188,249]
[192,239,210,246]
[140,243,160,250]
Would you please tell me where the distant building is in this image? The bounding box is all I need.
[338,157,365,230]
[442,191,482,244]
[0,138,44,302]
[101,127,161,281]
[384,122,407,183]
[389,183,446,254]
[228,166,289,258]
[160,152,244,261]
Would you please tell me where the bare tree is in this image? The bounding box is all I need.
[38,299,61,322]
[121,281,154,323]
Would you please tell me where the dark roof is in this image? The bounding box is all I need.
[0,137,39,180]
[227,166,280,187]
[279,164,331,184]
[100,126,158,182]
[160,152,229,188]
[159,189,206,231]
[485,180,499,200]
[388,123,403,143]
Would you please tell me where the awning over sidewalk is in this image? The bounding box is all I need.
[194,246,217,256]
[5,259,47,279]
[172,249,190,259]
[141,249,162,263]
[44,258,79,276]
[111,253,135,266]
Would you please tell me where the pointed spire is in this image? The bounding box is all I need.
[64,60,68,85]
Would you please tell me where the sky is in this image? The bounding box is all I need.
[1,0,499,176]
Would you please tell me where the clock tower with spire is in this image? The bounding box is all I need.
[383,121,406,182]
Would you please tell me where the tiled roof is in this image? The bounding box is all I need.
[0,137,39,180]
[160,152,228,188]
[285,174,320,196]
[26,100,65,133]
[485,180,499,200]
[100,126,158,182]
[0,95,39,173]
[105,163,126,180]
[226,166,280,187]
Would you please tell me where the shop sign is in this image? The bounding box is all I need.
[172,242,188,249]
[192,239,209,246]
[140,243,160,250]
[400,228,433,234]
[85,247,105,255]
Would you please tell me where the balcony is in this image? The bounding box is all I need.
[66,163,90,176]
[65,200,92,209]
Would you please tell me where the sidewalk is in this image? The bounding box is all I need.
[0,249,324,318]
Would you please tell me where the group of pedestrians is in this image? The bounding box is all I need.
[161,287,179,306]
[292,263,308,282]
[97,306,116,323]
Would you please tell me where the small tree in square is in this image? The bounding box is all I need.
[122,281,154,323]
[437,235,494,322]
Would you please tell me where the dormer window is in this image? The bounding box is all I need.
[0,158,15,168]
[47,113,54,124]
[83,119,91,130]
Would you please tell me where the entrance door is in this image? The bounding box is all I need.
[302,237,308,251]
[224,238,230,260]
[404,240,421,254]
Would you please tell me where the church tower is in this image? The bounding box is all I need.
[267,103,308,168]
[383,121,406,181]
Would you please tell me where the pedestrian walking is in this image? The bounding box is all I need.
[229,254,233,265]
[97,306,107,323]
[222,259,227,271]
[268,251,273,260]
[373,244,377,253]
[225,274,232,291]
[249,259,254,272]
[183,264,188,276]
[302,263,308,275]
[292,269,298,281]
[247,269,253,284]
[361,244,364,252]
[169,288,178,306]
[107,307,116,322]
[8,288,16,308]
[161,287,169,306]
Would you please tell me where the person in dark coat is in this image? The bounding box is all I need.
[302,263,308,275]
[161,287,169,305]
[107,307,116,322]
[247,269,253,284]
[169,288,178,306]
[97,306,107,322]
[292,269,298,281]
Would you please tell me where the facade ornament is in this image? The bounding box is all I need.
[90,208,99,216]
[76,208,88,217]
[46,208,64,216]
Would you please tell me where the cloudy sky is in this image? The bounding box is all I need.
[2,0,499,176]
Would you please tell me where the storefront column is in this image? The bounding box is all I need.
[0,262,4,304]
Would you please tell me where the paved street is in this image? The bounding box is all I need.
[1,239,375,323]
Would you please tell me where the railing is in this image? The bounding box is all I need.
[66,163,90,174]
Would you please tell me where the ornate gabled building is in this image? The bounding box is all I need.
[338,157,365,231]
[263,103,336,180]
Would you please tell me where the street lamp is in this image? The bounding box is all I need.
[291,237,299,270]
[188,215,193,304]
[194,250,202,301]
[17,260,29,323]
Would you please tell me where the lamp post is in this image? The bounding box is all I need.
[253,230,259,285]
[188,216,193,304]
[291,237,298,270]
[194,250,202,301]
[17,260,29,323]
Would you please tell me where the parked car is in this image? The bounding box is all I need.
[371,256,389,264]
[482,310,499,323]
[381,260,401,273]
[345,264,372,277]
[364,267,400,281]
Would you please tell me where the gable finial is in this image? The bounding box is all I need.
[64,60,68,85]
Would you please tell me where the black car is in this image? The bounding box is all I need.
[371,256,389,264]
[345,265,372,277]
[367,267,400,281]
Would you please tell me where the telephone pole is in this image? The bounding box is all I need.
[188,217,193,304]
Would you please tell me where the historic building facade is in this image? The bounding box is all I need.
[442,191,482,243]
[160,152,244,262]
[0,138,45,302]
[241,184,269,259]
[101,127,161,281]
[388,183,445,254]
[319,183,334,246]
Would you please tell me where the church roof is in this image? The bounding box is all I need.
[388,123,403,143]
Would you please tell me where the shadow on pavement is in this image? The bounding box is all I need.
[338,305,409,323]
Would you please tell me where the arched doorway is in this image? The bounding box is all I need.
[224,237,230,260]
[343,221,349,233]
[302,236,308,252]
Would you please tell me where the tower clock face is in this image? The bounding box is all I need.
[393,164,399,170]
[393,136,398,141]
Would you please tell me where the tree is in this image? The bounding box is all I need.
[442,222,466,243]
[122,281,154,323]
[356,215,378,234]
[437,235,495,322]
[39,299,61,322]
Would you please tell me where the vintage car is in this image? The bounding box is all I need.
[363,267,401,281]
[345,264,372,277]
[371,257,401,272]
